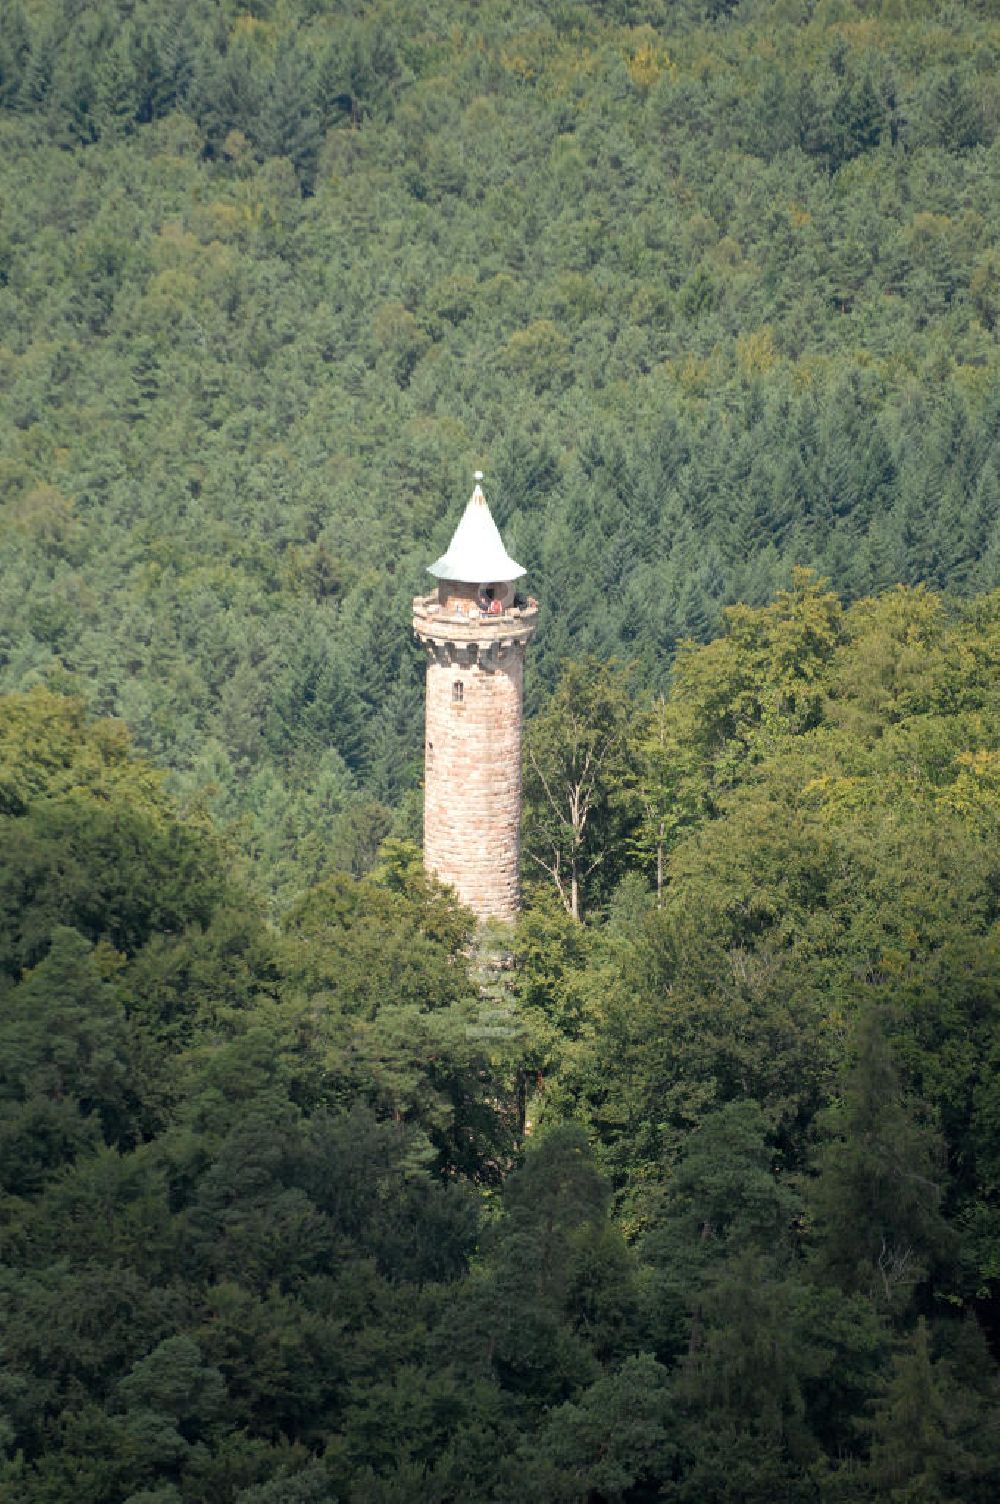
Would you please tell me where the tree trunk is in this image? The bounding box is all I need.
[515,1066,527,1141]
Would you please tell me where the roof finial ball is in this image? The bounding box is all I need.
[412,474,539,923]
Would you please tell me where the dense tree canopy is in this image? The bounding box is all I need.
[2,1,1000,1498]
[3,576,1000,1499]
[1,0,1000,898]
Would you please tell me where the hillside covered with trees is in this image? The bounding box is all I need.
[2,579,1000,1500]
[2,0,1000,893]
[2,0,1000,1499]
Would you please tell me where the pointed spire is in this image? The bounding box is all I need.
[427,473,526,583]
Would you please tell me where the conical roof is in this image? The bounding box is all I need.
[427,475,526,583]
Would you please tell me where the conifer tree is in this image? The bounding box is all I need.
[808,1009,952,1315]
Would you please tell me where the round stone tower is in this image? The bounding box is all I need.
[413,474,538,923]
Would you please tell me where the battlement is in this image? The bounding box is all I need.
[412,591,538,652]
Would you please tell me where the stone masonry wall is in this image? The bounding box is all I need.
[423,644,525,922]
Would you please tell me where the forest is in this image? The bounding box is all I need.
[1,0,1000,1500]
[3,580,1000,1501]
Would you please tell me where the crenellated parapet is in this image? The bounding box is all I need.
[412,591,538,665]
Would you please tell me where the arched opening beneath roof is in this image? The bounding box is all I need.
[437,579,515,614]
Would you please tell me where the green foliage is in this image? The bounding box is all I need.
[827,1319,1000,1503]
[0,691,494,1499]
[512,1353,675,1503]
[0,928,131,1193]
[4,564,1000,1499]
[808,1009,954,1315]
[667,568,846,802]
[2,0,1000,1494]
[523,657,640,919]
[455,1124,640,1405]
[532,583,1000,1348]
[2,2,1000,903]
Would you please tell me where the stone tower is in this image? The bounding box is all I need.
[413,474,538,922]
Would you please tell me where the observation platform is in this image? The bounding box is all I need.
[412,591,539,651]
